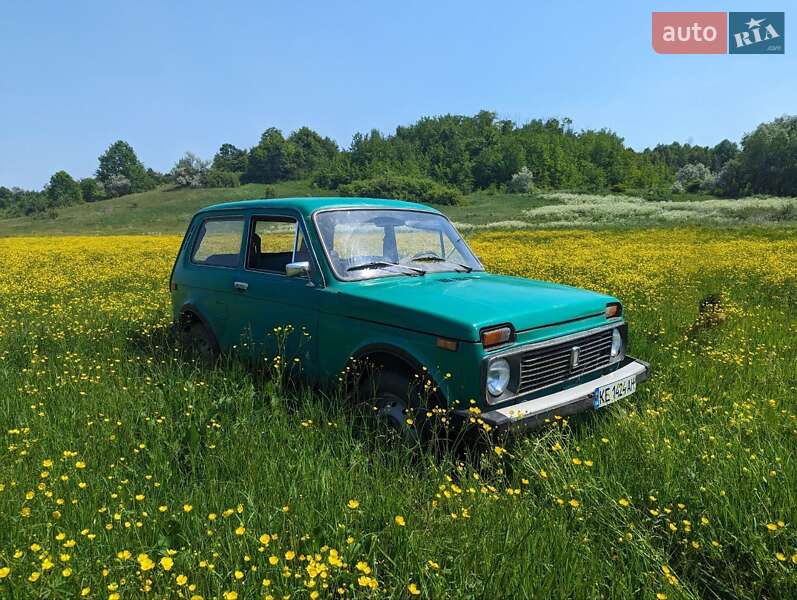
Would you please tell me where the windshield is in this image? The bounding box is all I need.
[314,209,483,281]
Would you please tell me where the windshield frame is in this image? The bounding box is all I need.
[311,207,484,282]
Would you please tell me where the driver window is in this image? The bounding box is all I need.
[247,216,309,275]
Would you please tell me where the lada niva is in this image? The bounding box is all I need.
[170,197,649,433]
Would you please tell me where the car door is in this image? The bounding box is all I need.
[177,213,247,349]
[227,211,321,379]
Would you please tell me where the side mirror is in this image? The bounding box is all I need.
[285,261,310,277]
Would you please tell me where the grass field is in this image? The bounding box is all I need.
[1,228,796,599]
[2,182,796,237]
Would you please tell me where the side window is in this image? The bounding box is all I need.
[191,217,245,267]
[247,216,310,275]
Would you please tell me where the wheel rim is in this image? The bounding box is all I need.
[374,394,410,430]
[195,336,214,360]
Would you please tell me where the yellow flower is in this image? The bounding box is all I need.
[494,445,506,456]
[234,570,244,580]
[408,582,421,595]
[81,587,90,596]
[135,494,145,501]
[183,504,193,512]
[355,561,371,574]
[116,550,131,560]
[235,525,246,536]
[775,552,786,561]
[0,567,10,578]
[176,574,188,585]
[75,461,86,469]
[395,515,406,527]
[656,594,668,600]
[29,571,41,582]
[259,533,270,546]
[137,553,155,571]
[160,556,173,571]
[568,499,580,508]
[223,592,238,600]
[347,499,360,509]
[618,498,630,507]
[42,459,53,468]
[766,523,778,531]
[284,550,295,560]
[268,556,279,565]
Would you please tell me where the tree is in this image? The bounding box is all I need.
[0,186,11,209]
[79,178,104,202]
[96,140,154,194]
[243,128,299,183]
[46,171,83,207]
[212,143,248,173]
[735,116,797,196]
[287,127,338,175]
[711,139,739,171]
[170,152,210,188]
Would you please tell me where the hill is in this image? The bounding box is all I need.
[0,181,558,236]
[0,182,795,237]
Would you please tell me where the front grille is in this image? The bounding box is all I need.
[517,328,614,395]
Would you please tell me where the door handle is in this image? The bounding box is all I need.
[233,281,249,291]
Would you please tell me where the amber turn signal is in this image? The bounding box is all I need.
[481,326,513,348]
[605,303,621,318]
[436,337,458,351]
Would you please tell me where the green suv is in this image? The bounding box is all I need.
[170,197,649,432]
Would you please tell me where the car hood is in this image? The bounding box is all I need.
[333,271,617,341]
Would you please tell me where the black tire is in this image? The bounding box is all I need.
[181,320,219,364]
[360,368,426,446]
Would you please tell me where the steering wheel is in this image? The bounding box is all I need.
[409,250,440,261]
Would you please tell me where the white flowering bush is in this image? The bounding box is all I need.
[507,167,534,193]
[171,152,210,188]
[675,163,717,193]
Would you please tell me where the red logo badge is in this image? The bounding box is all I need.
[652,12,728,54]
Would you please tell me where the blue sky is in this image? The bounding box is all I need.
[0,0,793,189]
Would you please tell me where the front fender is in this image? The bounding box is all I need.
[319,315,483,409]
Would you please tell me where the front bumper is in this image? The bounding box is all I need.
[457,356,650,433]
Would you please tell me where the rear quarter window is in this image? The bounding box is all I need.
[191,217,245,268]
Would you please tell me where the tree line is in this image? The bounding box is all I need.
[2,111,795,216]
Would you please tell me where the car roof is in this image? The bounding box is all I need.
[197,196,442,219]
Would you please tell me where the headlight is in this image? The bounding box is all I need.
[610,328,624,361]
[487,358,511,397]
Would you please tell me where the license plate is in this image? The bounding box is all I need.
[593,375,637,409]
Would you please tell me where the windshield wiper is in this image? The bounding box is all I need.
[409,256,473,272]
[346,261,426,276]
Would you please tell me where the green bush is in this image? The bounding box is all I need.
[643,187,673,202]
[262,185,277,199]
[338,175,462,205]
[203,170,241,188]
